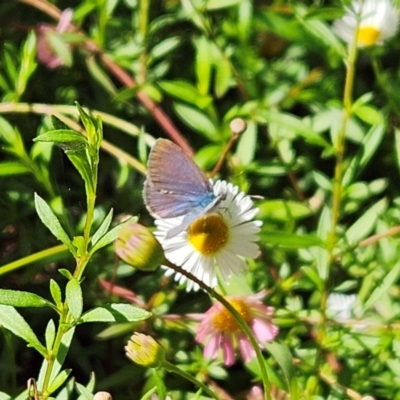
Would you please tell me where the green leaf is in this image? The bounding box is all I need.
[343,123,385,186]
[45,319,56,350]
[90,215,137,254]
[79,304,151,323]
[194,36,212,95]
[66,278,83,320]
[312,206,331,280]
[0,289,52,308]
[149,37,180,61]
[301,266,323,289]
[66,152,94,193]
[214,56,232,98]
[34,129,87,152]
[37,327,75,390]
[363,262,400,312]
[205,0,241,9]
[265,342,298,397]
[75,382,94,400]
[158,80,212,108]
[345,198,387,245]
[47,370,72,395]
[259,110,331,148]
[15,31,37,99]
[34,193,76,255]
[236,120,257,165]
[0,305,47,357]
[353,105,384,125]
[173,103,219,140]
[258,200,313,221]
[0,161,30,176]
[91,208,114,246]
[50,279,62,308]
[261,231,324,248]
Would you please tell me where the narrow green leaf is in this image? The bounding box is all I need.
[45,319,56,350]
[343,124,385,185]
[205,0,240,9]
[261,231,323,248]
[37,327,75,390]
[236,120,256,166]
[34,129,87,144]
[345,198,387,245]
[260,110,331,148]
[75,382,93,400]
[0,161,30,176]
[34,129,87,152]
[214,56,232,98]
[34,193,76,255]
[195,36,212,95]
[0,289,52,308]
[313,206,331,280]
[353,105,384,125]
[90,215,137,254]
[50,279,62,308]
[66,152,94,193]
[66,278,83,320]
[258,200,313,221]
[265,342,298,397]
[173,103,218,140]
[301,266,323,289]
[158,80,212,108]
[363,262,400,312]
[79,304,151,323]
[0,305,47,357]
[59,268,73,280]
[91,208,114,246]
[47,369,72,395]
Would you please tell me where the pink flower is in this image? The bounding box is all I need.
[195,291,278,366]
[36,9,73,69]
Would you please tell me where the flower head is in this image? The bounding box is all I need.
[195,292,278,366]
[114,222,164,271]
[333,0,399,47]
[154,180,261,290]
[125,333,165,368]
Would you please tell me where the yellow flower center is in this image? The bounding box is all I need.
[212,299,251,333]
[187,213,229,255]
[357,26,381,47]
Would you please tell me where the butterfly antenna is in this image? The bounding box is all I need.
[210,118,247,178]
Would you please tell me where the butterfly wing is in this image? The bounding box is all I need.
[143,139,215,218]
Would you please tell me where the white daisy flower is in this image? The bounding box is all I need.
[154,180,262,291]
[333,0,399,47]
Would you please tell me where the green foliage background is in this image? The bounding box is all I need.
[1,0,400,399]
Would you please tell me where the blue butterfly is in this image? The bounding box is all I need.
[143,139,225,238]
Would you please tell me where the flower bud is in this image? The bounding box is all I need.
[230,118,247,136]
[125,332,165,368]
[114,223,164,271]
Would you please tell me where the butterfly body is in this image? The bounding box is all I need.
[143,139,224,237]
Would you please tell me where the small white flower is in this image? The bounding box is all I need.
[333,0,399,47]
[327,293,357,321]
[154,180,261,291]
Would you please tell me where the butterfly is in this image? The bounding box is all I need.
[143,139,225,238]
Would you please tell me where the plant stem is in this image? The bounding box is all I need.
[317,19,359,371]
[0,244,68,276]
[166,262,272,400]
